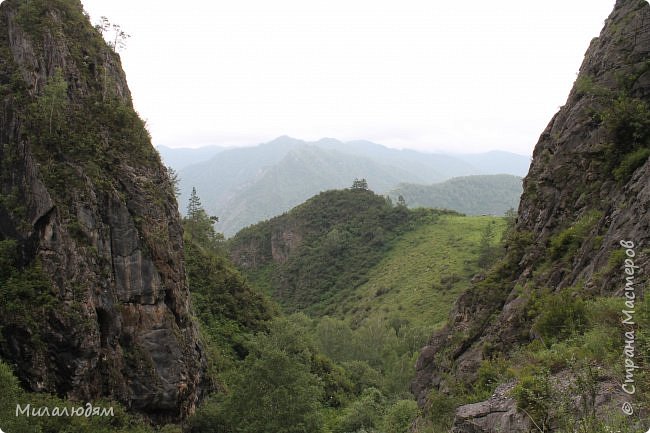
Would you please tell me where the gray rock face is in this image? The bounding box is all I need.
[0,0,205,422]
[452,383,529,433]
[413,0,650,430]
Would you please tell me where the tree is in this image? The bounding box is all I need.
[382,400,420,433]
[219,318,325,433]
[36,68,68,134]
[185,187,221,247]
[333,387,385,433]
[187,187,202,218]
[95,16,130,100]
[477,221,496,269]
[397,195,407,207]
[351,178,369,190]
[167,166,180,198]
[96,16,131,52]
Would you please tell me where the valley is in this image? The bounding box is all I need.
[0,0,648,432]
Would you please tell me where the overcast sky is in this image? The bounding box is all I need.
[78,0,616,155]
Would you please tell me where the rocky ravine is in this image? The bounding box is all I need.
[0,0,205,422]
[412,0,650,431]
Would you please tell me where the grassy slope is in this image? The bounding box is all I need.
[331,215,507,328]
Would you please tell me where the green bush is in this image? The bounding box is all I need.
[548,210,602,260]
[613,146,650,181]
[382,400,420,433]
[422,389,460,432]
[474,357,513,397]
[513,369,553,429]
[339,361,383,396]
[602,95,650,157]
[532,291,587,343]
[333,388,385,433]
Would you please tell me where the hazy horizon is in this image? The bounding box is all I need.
[155,135,533,157]
[80,0,615,155]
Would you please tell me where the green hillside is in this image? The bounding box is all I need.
[229,187,461,314]
[329,215,507,328]
[230,186,508,321]
[389,174,522,215]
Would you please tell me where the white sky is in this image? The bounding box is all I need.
[78,0,615,154]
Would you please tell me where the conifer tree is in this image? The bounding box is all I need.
[187,187,202,219]
[185,187,220,247]
[351,178,368,190]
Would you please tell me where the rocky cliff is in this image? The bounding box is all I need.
[0,0,205,422]
[413,0,650,431]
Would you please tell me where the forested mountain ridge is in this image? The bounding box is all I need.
[411,1,650,431]
[0,0,204,423]
[215,145,424,237]
[229,187,430,313]
[389,174,522,216]
[175,136,530,236]
[228,186,508,319]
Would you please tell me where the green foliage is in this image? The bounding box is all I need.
[36,67,68,134]
[183,201,275,372]
[422,389,461,432]
[612,146,650,181]
[477,221,501,269]
[311,353,354,408]
[186,240,273,349]
[339,361,383,396]
[9,0,162,206]
[0,240,57,343]
[184,187,223,249]
[316,316,356,363]
[602,95,650,157]
[202,317,325,433]
[512,369,553,430]
[574,70,650,183]
[381,400,419,433]
[548,210,602,260]
[473,356,513,399]
[574,75,612,98]
[17,0,90,38]
[333,388,385,433]
[167,166,181,197]
[530,290,588,344]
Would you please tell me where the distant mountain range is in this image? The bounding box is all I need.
[389,174,522,216]
[157,136,530,236]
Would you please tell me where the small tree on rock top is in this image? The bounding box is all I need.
[351,178,369,190]
[185,187,221,247]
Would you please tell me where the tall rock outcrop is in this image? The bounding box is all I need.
[0,0,205,421]
[413,0,650,431]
